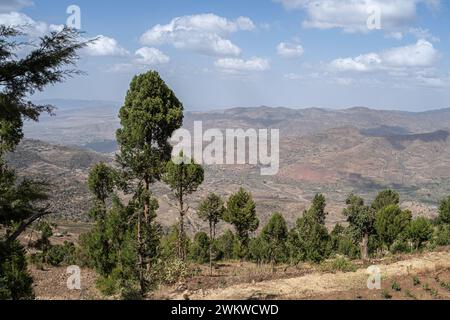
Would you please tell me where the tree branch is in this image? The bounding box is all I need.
[4,206,51,244]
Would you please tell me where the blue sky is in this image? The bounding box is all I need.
[1,0,450,111]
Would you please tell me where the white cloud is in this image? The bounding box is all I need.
[275,0,441,33]
[0,11,63,37]
[215,57,270,73]
[0,0,32,13]
[84,35,129,57]
[329,40,438,72]
[277,42,304,59]
[135,47,170,65]
[140,13,255,57]
[383,39,438,67]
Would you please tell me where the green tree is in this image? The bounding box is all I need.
[371,189,400,211]
[189,232,210,264]
[88,162,115,205]
[224,188,259,259]
[197,193,225,274]
[438,196,450,225]
[163,152,204,261]
[35,221,54,264]
[374,205,412,250]
[343,194,375,260]
[259,213,289,265]
[116,70,183,295]
[215,230,238,261]
[407,217,433,250]
[0,26,86,299]
[306,194,328,224]
[288,214,330,264]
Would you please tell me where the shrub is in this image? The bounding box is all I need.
[390,239,410,254]
[0,241,34,300]
[433,225,450,246]
[391,280,401,291]
[407,217,433,250]
[320,257,357,273]
[46,241,77,266]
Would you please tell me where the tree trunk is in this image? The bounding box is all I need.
[137,210,145,295]
[178,192,186,261]
[209,221,213,276]
[361,233,369,261]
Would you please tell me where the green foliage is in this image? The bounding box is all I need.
[288,214,330,264]
[306,194,328,224]
[189,232,210,264]
[390,239,410,254]
[407,217,433,250]
[330,225,360,260]
[0,26,87,156]
[257,213,289,264]
[197,193,225,236]
[319,257,357,273]
[438,196,450,225]
[46,242,77,266]
[116,71,183,183]
[343,194,375,258]
[225,188,259,258]
[374,205,412,249]
[433,224,450,246]
[88,162,116,203]
[371,189,400,211]
[413,276,421,286]
[214,230,239,261]
[163,152,204,260]
[0,241,34,300]
[160,225,191,259]
[392,280,401,291]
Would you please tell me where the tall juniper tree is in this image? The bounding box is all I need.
[163,152,204,261]
[0,26,86,299]
[116,71,183,294]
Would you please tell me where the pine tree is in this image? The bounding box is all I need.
[197,193,225,274]
[225,188,259,259]
[116,70,183,295]
[163,152,204,261]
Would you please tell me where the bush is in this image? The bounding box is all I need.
[215,230,239,261]
[320,257,357,273]
[46,241,77,266]
[390,239,410,254]
[0,241,34,300]
[433,225,450,246]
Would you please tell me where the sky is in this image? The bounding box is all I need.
[1,0,450,111]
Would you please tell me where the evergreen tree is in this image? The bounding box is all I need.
[224,188,259,259]
[259,213,289,265]
[343,194,375,260]
[407,217,433,250]
[371,189,400,211]
[0,26,86,299]
[215,230,238,261]
[197,193,225,274]
[116,70,183,295]
[374,204,412,250]
[438,196,450,225]
[288,214,330,264]
[306,194,328,224]
[189,232,210,264]
[163,152,204,261]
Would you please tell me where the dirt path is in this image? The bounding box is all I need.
[176,251,450,300]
